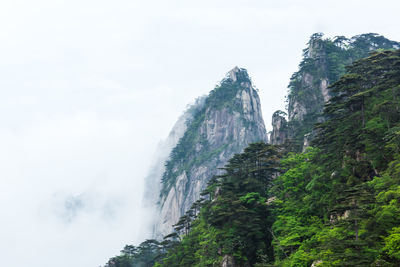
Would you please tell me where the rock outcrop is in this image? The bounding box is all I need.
[270,33,400,151]
[150,67,268,238]
[222,255,238,267]
[141,97,206,235]
[269,110,288,145]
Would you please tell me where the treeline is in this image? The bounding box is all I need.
[106,49,400,266]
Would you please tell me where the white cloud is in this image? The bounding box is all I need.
[0,0,399,266]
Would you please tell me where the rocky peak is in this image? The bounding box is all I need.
[151,67,268,238]
[307,33,326,59]
[227,66,249,82]
[228,66,241,81]
[141,97,206,235]
[270,110,288,145]
[271,33,400,151]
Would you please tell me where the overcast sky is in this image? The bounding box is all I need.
[1,0,400,266]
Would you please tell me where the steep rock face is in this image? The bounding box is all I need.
[269,110,288,145]
[141,97,205,234]
[273,33,400,151]
[288,36,329,122]
[221,255,242,267]
[153,67,268,237]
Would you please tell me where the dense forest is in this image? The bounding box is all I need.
[284,33,400,151]
[105,47,400,266]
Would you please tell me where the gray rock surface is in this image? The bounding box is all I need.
[269,110,288,145]
[141,97,206,235]
[150,67,268,238]
[221,255,236,267]
[272,33,400,150]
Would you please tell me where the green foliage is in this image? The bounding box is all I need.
[105,42,400,267]
[105,240,167,267]
[265,49,400,266]
[156,217,221,267]
[286,33,400,151]
[381,227,400,261]
[156,142,282,266]
[270,148,325,265]
[160,68,254,198]
[207,70,251,111]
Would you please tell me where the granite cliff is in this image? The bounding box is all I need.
[269,33,400,150]
[149,67,268,237]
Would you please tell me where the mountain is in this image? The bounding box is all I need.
[141,96,206,236]
[151,67,268,237]
[270,33,400,150]
[104,33,400,267]
[151,40,400,267]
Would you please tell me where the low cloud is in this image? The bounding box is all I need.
[0,0,399,266]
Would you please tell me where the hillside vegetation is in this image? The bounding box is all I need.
[105,45,400,267]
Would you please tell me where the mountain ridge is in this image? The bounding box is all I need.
[104,32,400,267]
[153,66,268,238]
[270,33,400,150]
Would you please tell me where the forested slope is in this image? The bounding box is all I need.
[105,46,400,267]
[270,33,399,151]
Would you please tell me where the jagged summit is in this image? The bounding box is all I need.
[269,32,400,150]
[228,66,240,81]
[270,110,287,145]
[150,67,268,237]
[107,33,400,267]
[227,66,250,83]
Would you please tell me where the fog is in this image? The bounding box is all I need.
[0,0,399,266]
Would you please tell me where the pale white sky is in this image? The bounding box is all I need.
[0,1,399,266]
